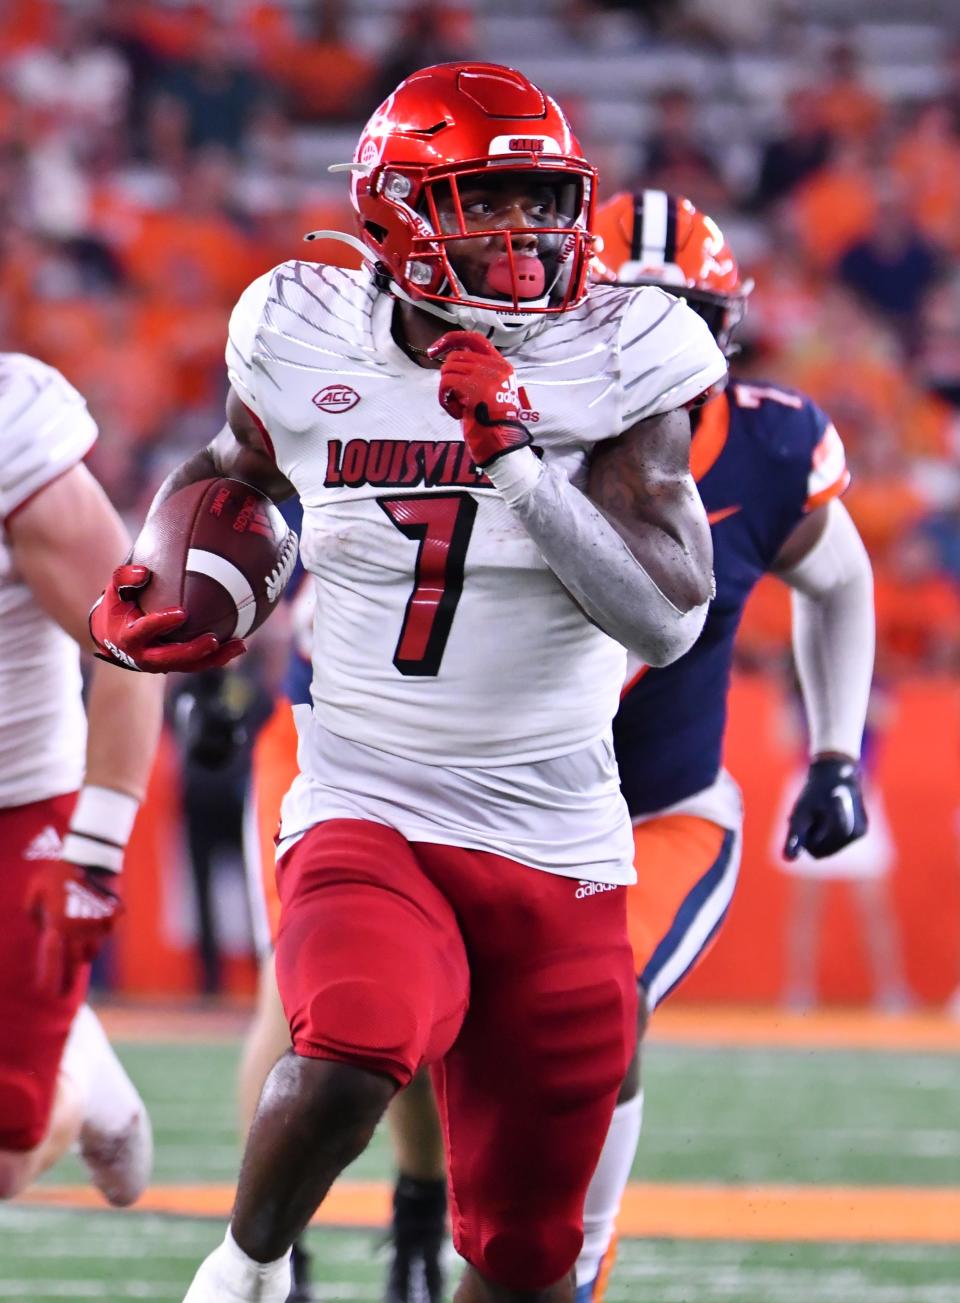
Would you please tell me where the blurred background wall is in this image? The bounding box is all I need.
[3,0,959,1007]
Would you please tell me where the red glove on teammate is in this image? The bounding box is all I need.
[27,862,123,997]
[90,564,245,674]
[427,332,533,466]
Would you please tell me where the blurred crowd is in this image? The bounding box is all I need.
[2,0,960,681]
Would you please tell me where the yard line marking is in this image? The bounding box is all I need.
[18,1182,960,1243]
[615,1183,960,1241]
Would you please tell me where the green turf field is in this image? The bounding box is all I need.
[2,1032,958,1301]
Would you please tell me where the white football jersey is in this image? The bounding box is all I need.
[228,263,725,770]
[0,354,97,808]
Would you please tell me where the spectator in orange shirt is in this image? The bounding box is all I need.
[890,102,960,254]
[255,201,359,274]
[128,1,218,65]
[264,0,374,123]
[788,137,878,270]
[12,288,178,512]
[842,426,926,561]
[137,278,240,412]
[813,41,886,143]
[874,529,960,677]
[241,1,298,72]
[116,146,258,307]
[784,287,908,459]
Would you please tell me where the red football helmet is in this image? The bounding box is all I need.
[332,62,597,344]
[594,190,752,355]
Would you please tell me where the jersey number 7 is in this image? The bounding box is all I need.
[378,492,477,676]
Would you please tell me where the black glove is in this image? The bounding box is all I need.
[783,758,868,861]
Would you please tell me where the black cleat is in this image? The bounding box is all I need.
[286,1241,316,1303]
[384,1242,445,1303]
[383,1175,447,1303]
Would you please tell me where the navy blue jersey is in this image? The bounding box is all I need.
[276,497,313,707]
[614,380,848,817]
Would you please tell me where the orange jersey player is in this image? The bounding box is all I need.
[571,192,876,1302]
[92,65,727,1303]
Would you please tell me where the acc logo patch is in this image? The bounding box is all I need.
[313,384,361,414]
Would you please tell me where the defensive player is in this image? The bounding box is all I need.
[572,191,875,1301]
[240,506,448,1303]
[0,352,165,1204]
[91,64,727,1303]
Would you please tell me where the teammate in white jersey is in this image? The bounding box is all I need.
[91,63,726,1303]
[0,353,164,1204]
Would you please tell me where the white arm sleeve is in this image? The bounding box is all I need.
[779,500,874,759]
[487,449,709,667]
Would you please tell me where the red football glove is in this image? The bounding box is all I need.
[90,563,245,674]
[427,332,533,467]
[27,862,124,997]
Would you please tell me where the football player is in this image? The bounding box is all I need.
[91,64,727,1303]
[0,352,164,1204]
[240,507,448,1303]
[238,499,317,1303]
[572,191,875,1302]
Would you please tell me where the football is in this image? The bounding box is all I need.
[132,478,299,644]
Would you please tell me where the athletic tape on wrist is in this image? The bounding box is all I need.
[485,445,544,507]
[62,785,140,874]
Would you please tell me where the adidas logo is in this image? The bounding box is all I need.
[105,639,140,671]
[24,825,64,860]
[247,506,276,539]
[234,494,275,538]
[518,384,540,423]
[64,880,114,921]
[574,879,620,899]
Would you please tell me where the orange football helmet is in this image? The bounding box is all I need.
[322,62,597,344]
[594,190,751,355]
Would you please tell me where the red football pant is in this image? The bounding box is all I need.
[275,818,637,1291]
[248,697,299,951]
[0,794,86,1151]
